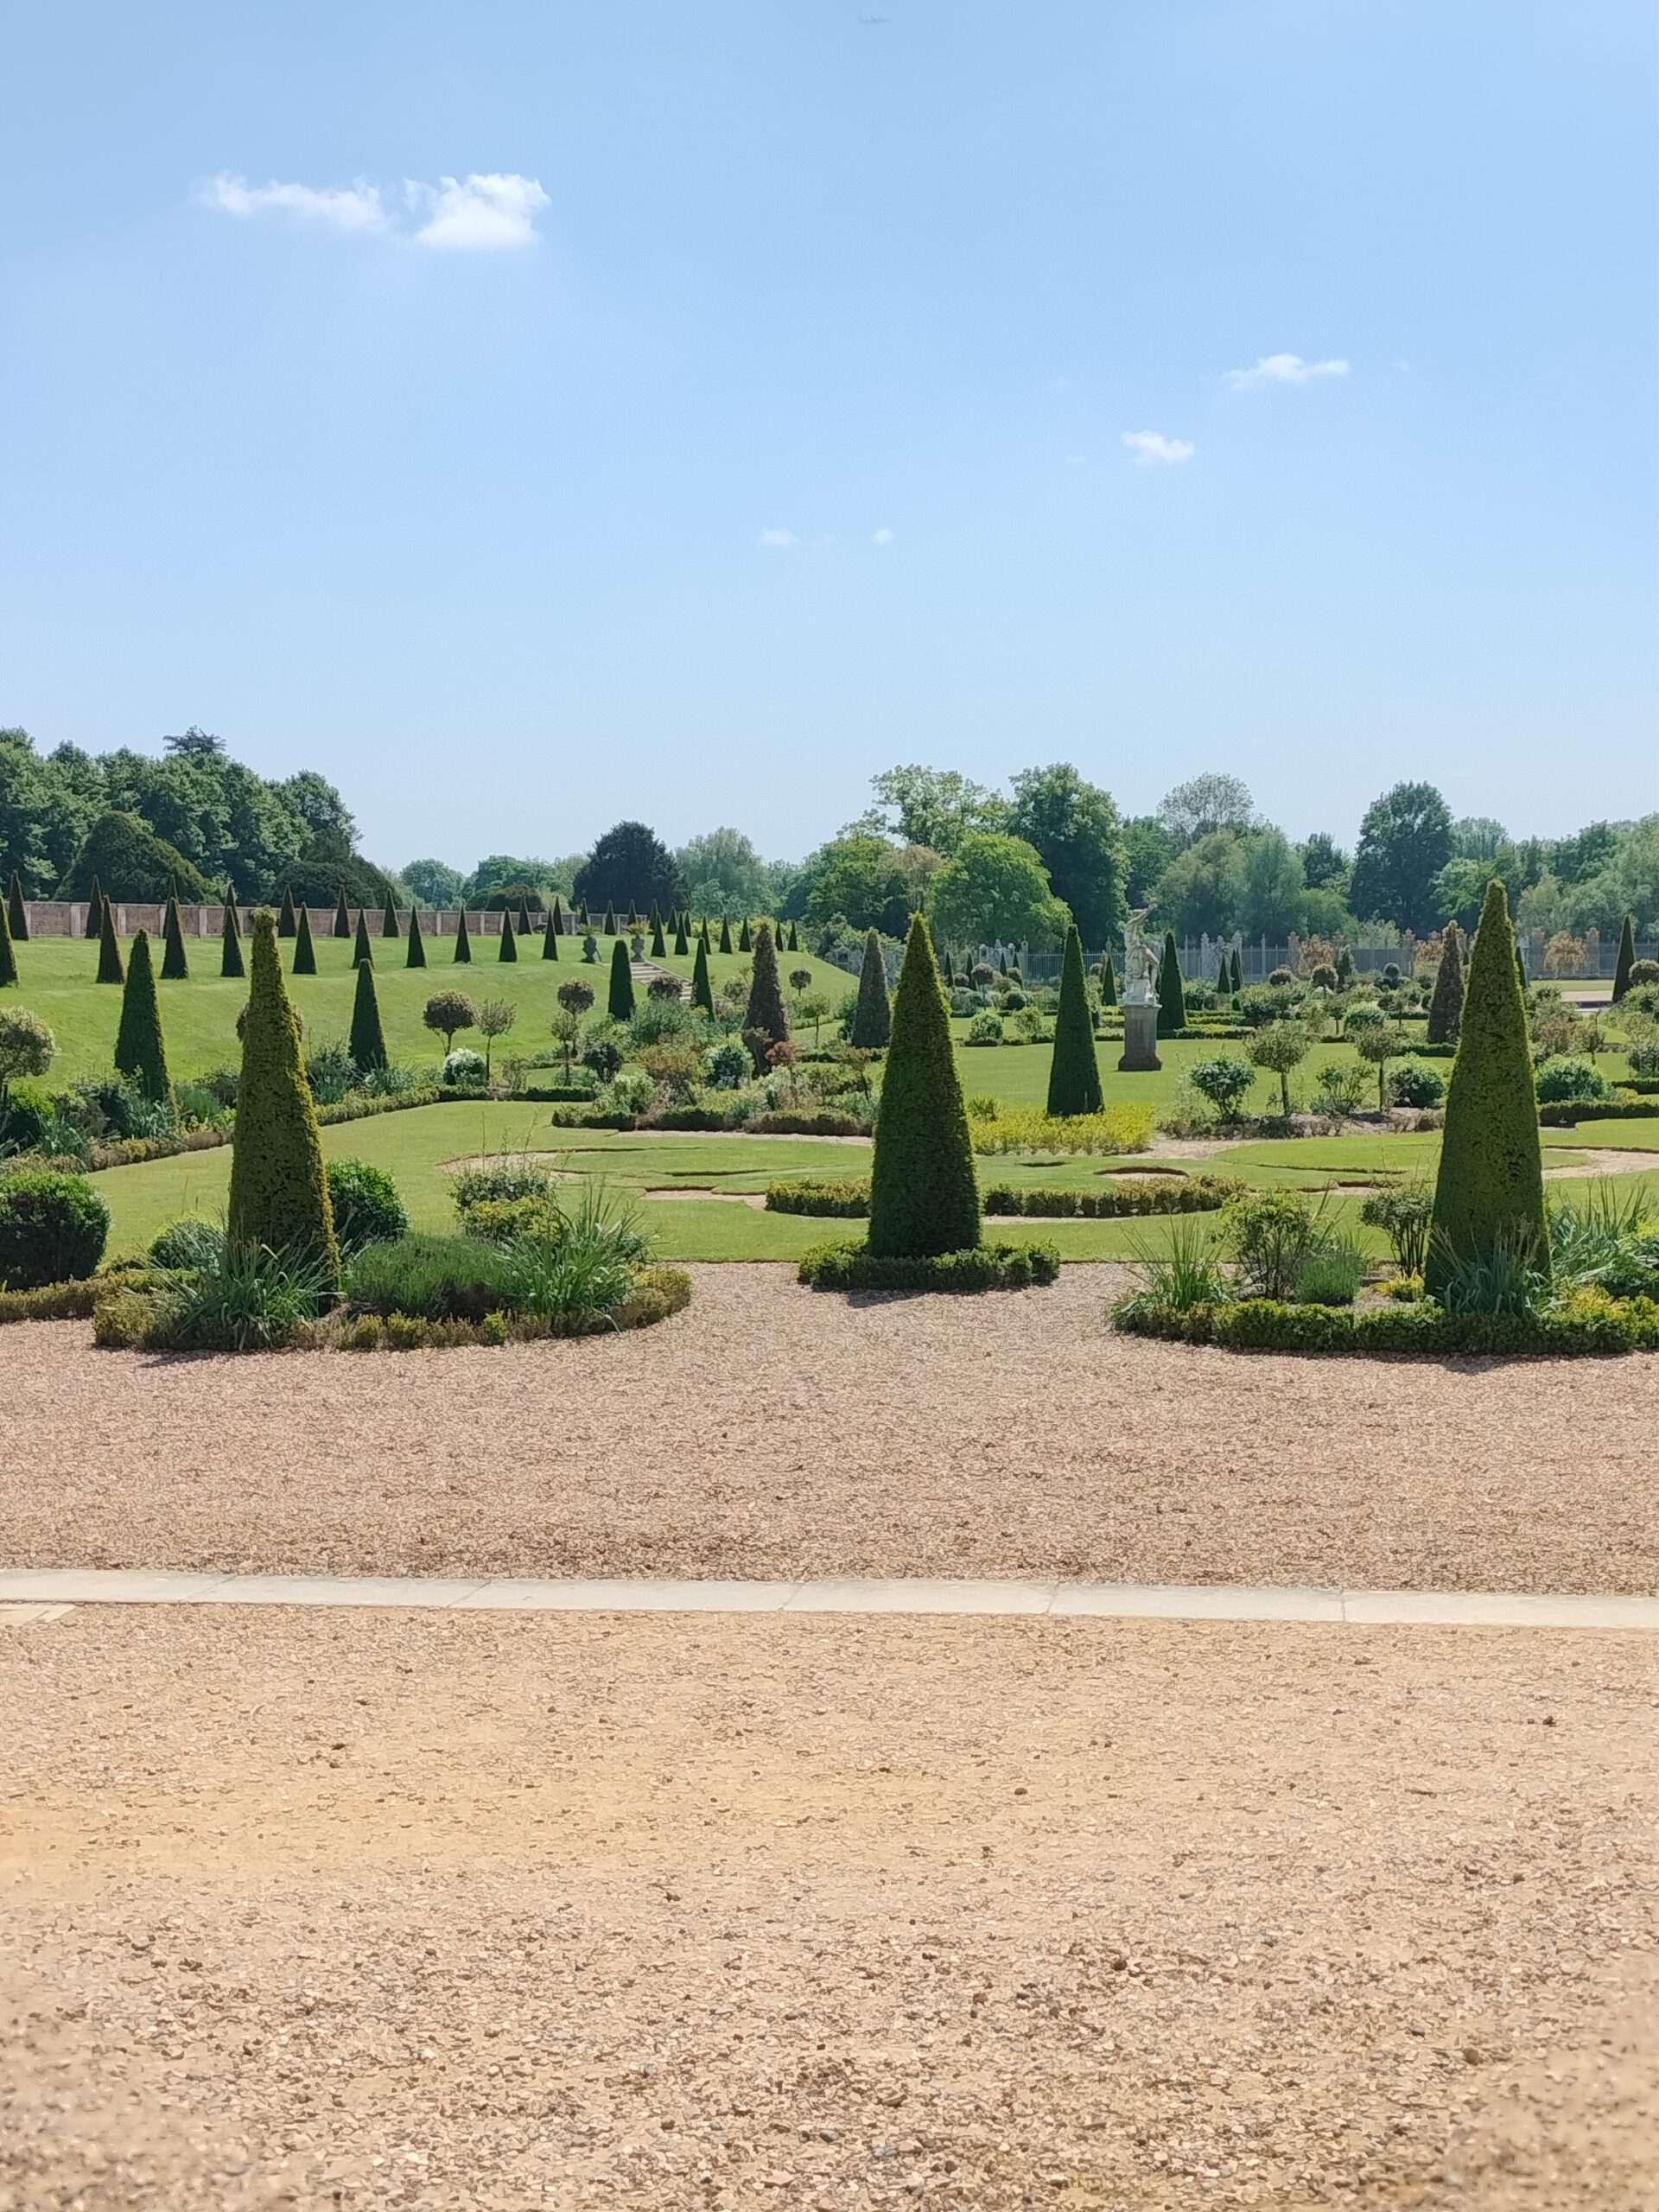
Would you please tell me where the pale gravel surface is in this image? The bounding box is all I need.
[3,1607,1656,2209]
[4,1268,1658,1593]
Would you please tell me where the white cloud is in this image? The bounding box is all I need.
[197,173,386,232]
[1122,431,1195,466]
[410,173,549,251]
[757,528,798,549]
[1224,353,1350,390]
[872,526,894,545]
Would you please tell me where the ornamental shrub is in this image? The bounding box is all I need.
[0,899,15,988]
[742,922,789,1071]
[498,910,518,963]
[542,906,559,960]
[799,1239,1055,1293]
[220,900,245,979]
[349,957,388,1072]
[1225,1188,1325,1301]
[1247,1021,1309,1117]
[96,898,124,983]
[423,990,477,1050]
[1426,878,1548,1299]
[454,906,473,963]
[353,912,372,968]
[325,1158,409,1252]
[719,916,734,953]
[608,938,636,1020]
[1427,925,1465,1045]
[333,887,352,938]
[691,938,715,1015]
[1097,950,1116,1007]
[1156,931,1186,1036]
[113,931,170,1102]
[381,892,400,938]
[1611,914,1637,1003]
[1533,1055,1611,1104]
[442,1046,488,1087]
[1046,924,1102,1117]
[7,871,27,942]
[1387,1057,1446,1109]
[0,1168,110,1288]
[849,928,891,1049]
[965,1011,1004,1045]
[1189,1057,1255,1120]
[292,906,317,975]
[867,911,980,1259]
[276,886,297,937]
[738,918,753,952]
[161,894,189,980]
[226,912,339,1281]
[405,906,427,968]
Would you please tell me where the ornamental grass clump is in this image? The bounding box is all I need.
[867,911,980,1260]
[1046,923,1102,1117]
[227,910,339,1286]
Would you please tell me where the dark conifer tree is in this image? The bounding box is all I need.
[672,913,690,956]
[114,931,170,1101]
[542,904,560,959]
[867,914,981,1259]
[0,896,16,988]
[650,913,666,958]
[738,918,753,952]
[292,905,318,975]
[454,906,473,963]
[381,891,400,938]
[1046,924,1103,1117]
[6,870,28,941]
[85,874,105,937]
[1611,914,1637,1003]
[849,929,892,1050]
[96,895,125,982]
[405,906,427,969]
[719,915,733,953]
[741,922,790,1071]
[608,936,635,1020]
[161,893,189,980]
[353,912,372,968]
[349,957,389,1072]
[220,899,245,979]
[691,938,714,1015]
[1156,931,1186,1037]
[229,912,338,1281]
[333,887,353,938]
[499,910,518,963]
[276,886,297,938]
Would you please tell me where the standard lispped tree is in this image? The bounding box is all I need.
[276,886,297,938]
[1425,878,1548,1300]
[1156,931,1186,1037]
[868,912,982,1260]
[96,896,125,983]
[333,887,352,939]
[352,912,372,968]
[1426,924,1465,1046]
[220,899,245,979]
[349,957,389,1072]
[114,930,170,1102]
[454,906,473,963]
[228,911,339,1281]
[849,928,892,1050]
[405,905,427,969]
[608,937,636,1020]
[691,937,715,1015]
[0,896,16,988]
[1612,914,1637,1003]
[161,892,189,980]
[742,921,790,1071]
[498,910,518,963]
[8,871,29,942]
[719,915,733,954]
[292,905,318,975]
[1046,923,1103,1117]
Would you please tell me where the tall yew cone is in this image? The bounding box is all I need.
[1046,923,1102,1116]
[719,916,733,953]
[608,937,635,1020]
[8,870,29,941]
[1156,931,1185,1036]
[276,886,297,938]
[650,913,666,958]
[114,930,170,1101]
[381,892,400,939]
[229,911,339,1281]
[405,906,427,969]
[787,920,799,952]
[849,928,892,1049]
[0,894,17,988]
[353,912,372,968]
[498,909,518,963]
[332,887,352,939]
[1426,924,1465,1045]
[691,937,715,1015]
[85,875,105,937]
[220,899,245,979]
[96,896,125,983]
[1611,913,1637,1003]
[742,921,789,1071]
[161,893,189,980]
[672,913,690,956]
[349,957,389,1072]
[738,918,753,952]
[1097,950,1117,1007]
[454,906,473,963]
[868,912,981,1259]
[292,905,318,975]
[541,902,560,959]
[1426,879,1547,1298]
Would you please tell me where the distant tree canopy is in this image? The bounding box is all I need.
[791,833,915,939]
[573,821,684,918]
[1156,774,1259,847]
[1007,762,1127,949]
[401,858,467,908]
[674,826,776,918]
[1349,781,1454,933]
[927,832,1071,950]
[54,810,213,904]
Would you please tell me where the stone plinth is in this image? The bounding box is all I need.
[1117,1000,1161,1071]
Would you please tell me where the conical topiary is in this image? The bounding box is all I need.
[1098,950,1117,1007]
[699,918,711,950]
[220,899,245,979]
[742,921,789,1070]
[738,918,753,952]
[603,904,619,937]
[1156,931,1186,1037]
[1612,913,1637,1003]
[849,928,891,1050]
[96,896,124,983]
[691,937,714,1015]
[333,887,352,938]
[84,875,104,937]
[6,870,27,941]
[787,920,799,952]
[1047,924,1102,1117]
[1425,879,1548,1299]
[161,893,189,980]
[0,895,16,988]
[349,957,389,1072]
[292,905,318,975]
[454,906,473,963]
[608,937,635,1020]
[353,912,372,968]
[868,912,981,1258]
[498,910,518,963]
[719,915,733,954]
[542,906,560,960]
[1426,924,1465,1046]
[380,892,399,939]
[518,894,534,934]
[276,886,297,938]
[114,930,170,1101]
[550,894,565,938]
[650,914,666,958]
[405,905,427,969]
[673,913,689,956]
[228,911,338,1281]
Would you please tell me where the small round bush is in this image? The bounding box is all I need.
[0,1168,110,1288]
[0,1085,56,1154]
[1387,1058,1446,1109]
[646,973,684,1001]
[149,1216,227,1272]
[969,963,995,989]
[1188,1056,1255,1119]
[1627,958,1659,988]
[442,1046,488,1087]
[1382,962,1402,985]
[999,988,1027,1012]
[1268,965,1296,988]
[1534,1055,1611,1103]
[326,1158,410,1252]
[583,1039,625,1082]
[1308,963,1339,991]
[965,1011,1005,1045]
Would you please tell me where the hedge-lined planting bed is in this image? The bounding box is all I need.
[766,1179,870,1217]
[798,1239,1061,1293]
[1113,1290,1659,1357]
[981,1175,1244,1217]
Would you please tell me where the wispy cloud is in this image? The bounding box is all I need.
[198,170,548,250]
[757,528,798,549]
[872,526,894,545]
[1122,431,1194,466]
[1224,353,1349,390]
[409,174,549,251]
[198,174,386,232]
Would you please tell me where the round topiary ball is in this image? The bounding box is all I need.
[0,1168,110,1288]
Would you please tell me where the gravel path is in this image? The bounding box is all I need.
[3,1606,1654,2209]
[5,1268,1657,1594]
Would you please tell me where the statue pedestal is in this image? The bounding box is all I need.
[1117,1001,1161,1071]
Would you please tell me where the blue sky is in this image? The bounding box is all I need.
[2,0,1653,870]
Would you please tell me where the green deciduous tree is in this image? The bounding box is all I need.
[927,832,1070,951]
[1008,763,1127,949]
[1046,924,1103,1116]
[574,821,686,918]
[114,930,170,1101]
[867,912,981,1258]
[228,912,338,1280]
[1349,782,1453,932]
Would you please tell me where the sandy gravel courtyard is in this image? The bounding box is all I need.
[3,1605,1656,2210]
[5,1266,1658,1593]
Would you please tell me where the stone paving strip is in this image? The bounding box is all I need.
[1,1567,1656,1629]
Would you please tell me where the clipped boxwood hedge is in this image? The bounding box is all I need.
[982,1174,1243,1217]
[1537,1096,1659,1126]
[798,1238,1061,1293]
[767,1178,870,1216]
[1113,1290,1659,1357]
